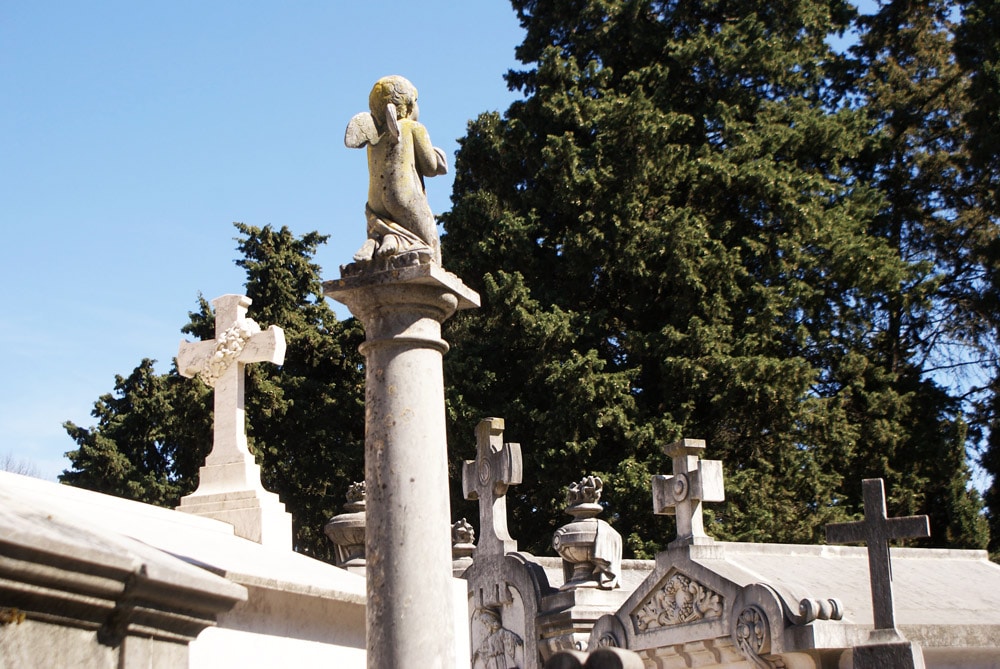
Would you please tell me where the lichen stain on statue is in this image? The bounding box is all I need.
[343,75,448,275]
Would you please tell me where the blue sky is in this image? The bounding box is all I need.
[1,2,526,479]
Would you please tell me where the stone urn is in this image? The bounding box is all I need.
[451,517,476,577]
[552,476,622,590]
[324,481,366,573]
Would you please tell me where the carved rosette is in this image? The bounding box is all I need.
[588,614,629,653]
[734,605,777,669]
[323,481,367,569]
[735,606,767,655]
[633,573,724,632]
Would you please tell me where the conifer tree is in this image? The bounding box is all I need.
[63,224,365,561]
[442,0,988,556]
[844,0,989,548]
[62,1,997,561]
[956,0,1000,554]
[62,359,212,507]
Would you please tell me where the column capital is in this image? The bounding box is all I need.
[325,262,480,314]
[325,263,481,354]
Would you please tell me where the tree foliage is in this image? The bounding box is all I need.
[956,0,1000,555]
[845,0,993,549]
[62,1,997,563]
[442,0,991,557]
[62,359,212,507]
[63,224,365,560]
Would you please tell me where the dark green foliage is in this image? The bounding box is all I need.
[839,0,990,549]
[232,223,366,560]
[63,1,997,562]
[443,0,990,556]
[63,224,365,561]
[63,359,212,506]
[956,0,1000,555]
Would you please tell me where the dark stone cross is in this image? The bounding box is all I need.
[462,417,523,557]
[826,478,930,631]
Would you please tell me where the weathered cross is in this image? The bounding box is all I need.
[463,417,523,557]
[177,294,285,483]
[826,478,930,631]
[652,438,725,547]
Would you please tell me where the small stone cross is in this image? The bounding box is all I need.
[463,417,522,557]
[652,438,725,547]
[177,294,285,478]
[826,478,930,632]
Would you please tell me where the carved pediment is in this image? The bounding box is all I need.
[631,571,724,632]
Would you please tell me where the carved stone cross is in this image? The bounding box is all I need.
[463,417,522,557]
[177,294,285,484]
[826,478,930,632]
[652,438,725,547]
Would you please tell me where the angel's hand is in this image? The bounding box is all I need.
[431,146,448,176]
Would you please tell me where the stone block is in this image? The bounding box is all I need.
[851,638,925,669]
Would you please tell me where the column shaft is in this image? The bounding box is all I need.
[326,264,479,669]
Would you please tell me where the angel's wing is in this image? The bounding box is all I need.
[385,103,401,144]
[345,112,379,148]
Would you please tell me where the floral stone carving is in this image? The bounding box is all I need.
[733,605,778,669]
[735,605,768,655]
[633,572,724,631]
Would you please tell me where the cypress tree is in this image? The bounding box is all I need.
[843,0,989,548]
[442,0,987,556]
[956,0,1000,555]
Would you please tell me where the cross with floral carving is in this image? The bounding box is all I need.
[826,478,930,631]
[177,294,285,477]
[653,438,725,547]
[462,417,522,557]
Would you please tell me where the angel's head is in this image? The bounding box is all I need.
[369,75,418,127]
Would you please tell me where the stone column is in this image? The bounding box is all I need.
[325,262,479,669]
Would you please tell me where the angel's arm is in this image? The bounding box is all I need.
[412,123,448,177]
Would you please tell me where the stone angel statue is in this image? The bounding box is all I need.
[345,75,448,265]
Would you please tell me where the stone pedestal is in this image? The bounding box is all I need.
[538,587,631,660]
[852,630,925,669]
[324,262,479,669]
[178,487,292,547]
